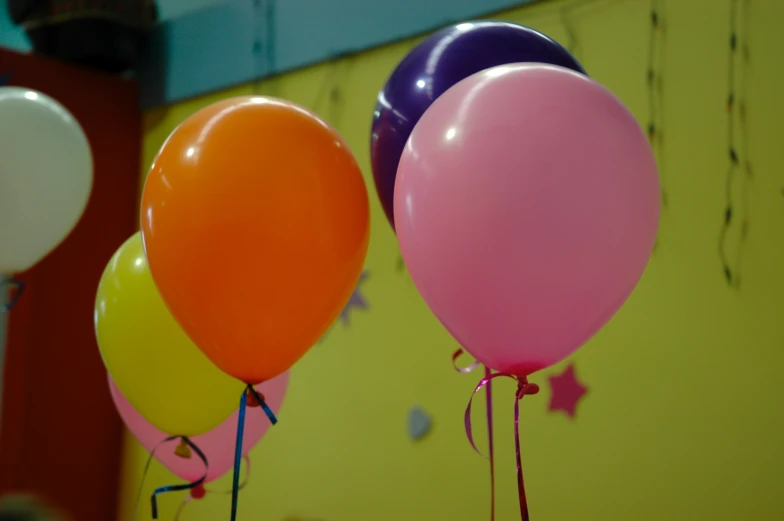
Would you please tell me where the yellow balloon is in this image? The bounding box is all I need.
[95,232,243,436]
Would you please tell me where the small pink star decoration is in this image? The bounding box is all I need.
[547,363,588,419]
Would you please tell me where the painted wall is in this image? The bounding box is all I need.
[0,0,537,107]
[136,0,538,107]
[122,0,784,520]
[155,0,228,19]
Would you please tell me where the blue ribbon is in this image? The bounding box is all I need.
[1,277,25,311]
[230,384,277,521]
[150,436,208,519]
[250,385,278,427]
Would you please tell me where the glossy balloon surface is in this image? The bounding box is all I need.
[395,64,659,375]
[371,21,584,230]
[141,97,370,384]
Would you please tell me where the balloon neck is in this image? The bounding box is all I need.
[245,389,264,408]
[515,377,540,400]
[190,483,206,500]
[174,438,192,459]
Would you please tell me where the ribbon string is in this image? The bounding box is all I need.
[231,384,277,521]
[131,439,165,521]
[452,348,482,374]
[151,436,208,519]
[453,349,495,521]
[485,366,495,521]
[131,436,208,521]
[212,454,252,494]
[173,497,191,521]
[173,455,252,521]
[1,277,25,311]
[465,372,539,521]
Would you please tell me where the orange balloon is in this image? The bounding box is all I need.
[141,97,369,384]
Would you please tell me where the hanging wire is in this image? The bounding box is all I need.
[172,456,253,521]
[251,0,276,95]
[719,0,744,287]
[325,58,353,132]
[265,0,276,76]
[506,0,626,30]
[251,0,263,93]
[560,4,579,57]
[309,61,342,113]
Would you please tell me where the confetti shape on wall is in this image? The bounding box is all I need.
[0,73,11,86]
[318,271,369,343]
[338,270,368,326]
[407,405,433,441]
[547,363,588,419]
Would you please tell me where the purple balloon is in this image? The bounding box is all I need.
[370,21,586,231]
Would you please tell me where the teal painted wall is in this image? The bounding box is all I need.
[0,0,539,107]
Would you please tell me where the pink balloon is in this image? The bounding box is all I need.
[394,64,659,376]
[109,372,289,483]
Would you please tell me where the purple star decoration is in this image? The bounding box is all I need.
[547,363,588,419]
[319,271,369,343]
[339,271,369,326]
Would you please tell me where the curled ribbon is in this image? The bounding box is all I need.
[453,349,495,521]
[230,384,277,521]
[173,455,252,521]
[452,348,482,374]
[465,372,539,521]
[131,436,208,521]
[151,437,208,519]
[1,277,25,311]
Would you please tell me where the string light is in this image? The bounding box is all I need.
[736,0,753,284]
[646,0,666,256]
[719,0,751,288]
[647,0,665,198]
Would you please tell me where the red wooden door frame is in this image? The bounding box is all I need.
[0,49,140,521]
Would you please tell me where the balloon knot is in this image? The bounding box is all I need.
[245,389,265,408]
[174,438,192,459]
[515,378,540,400]
[190,483,206,500]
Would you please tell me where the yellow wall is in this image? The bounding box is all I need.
[122,0,784,519]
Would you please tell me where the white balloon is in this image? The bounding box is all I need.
[0,87,93,273]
